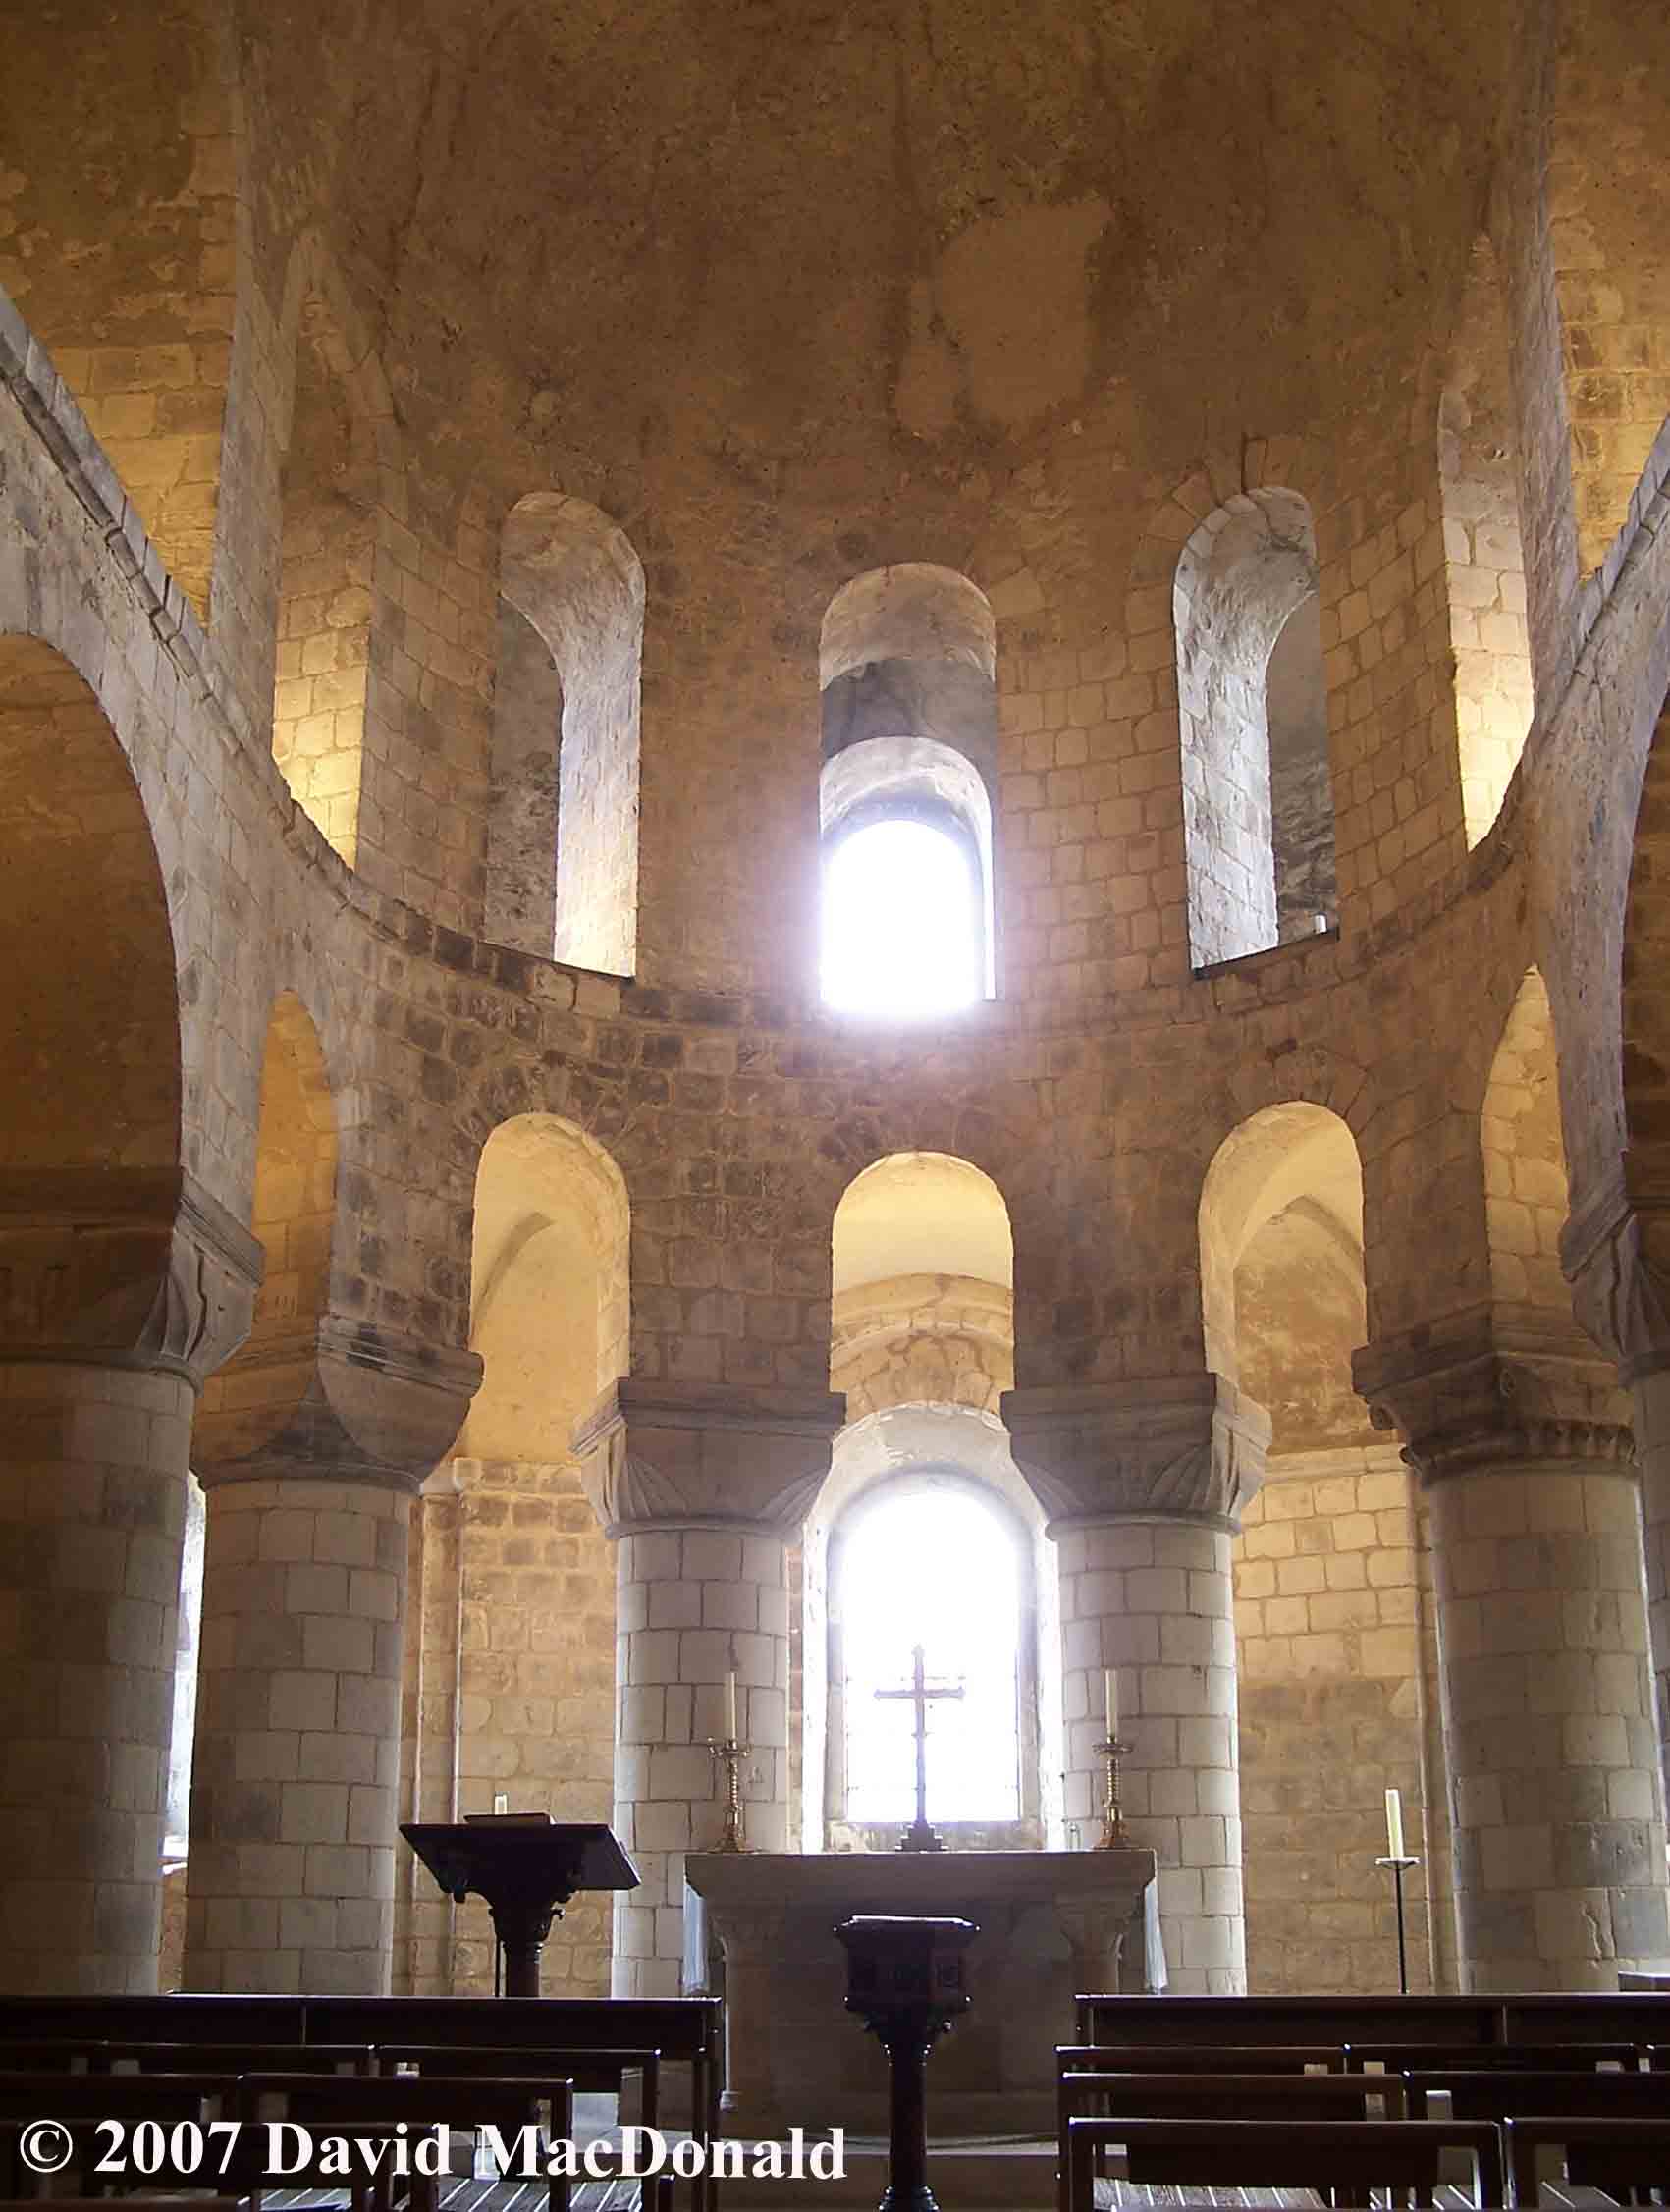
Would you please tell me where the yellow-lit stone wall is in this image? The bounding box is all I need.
[0,10,234,619]
[399,1459,615,1998]
[1236,1449,1436,1994]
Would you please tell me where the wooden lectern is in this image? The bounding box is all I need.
[402,1817,639,1999]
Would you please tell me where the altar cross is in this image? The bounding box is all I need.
[876,1642,964,1854]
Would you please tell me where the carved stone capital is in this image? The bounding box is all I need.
[192,1314,482,1494]
[1352,1301,1635,1485]
[1000,1373,1270,1536]
[0,1166,261,1389]
[573,1378,847,1540]
[1563,1167,1670,1385]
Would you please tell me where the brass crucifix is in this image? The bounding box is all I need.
[876,1642,965,1854]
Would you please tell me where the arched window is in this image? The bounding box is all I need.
[488,495,643,974]
[819,566,998,1013]
[831,1473,1024,1830]
[1175,489,1336,969]
[821,797,985,1015]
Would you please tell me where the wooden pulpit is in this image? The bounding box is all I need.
[402,1817,639,1999]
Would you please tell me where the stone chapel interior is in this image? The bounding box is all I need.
[1,0,1669,2024]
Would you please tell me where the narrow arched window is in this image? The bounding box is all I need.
[821,812,983,1015]
[1176,489,1336,968]
[488,495,643,975]
[833,1475,1023,1828]
[818,566,999,1014]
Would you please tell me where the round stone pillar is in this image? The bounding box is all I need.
[0,1181,260,1991]
[1056,1514,1242,1988]
[1567,1187,1670,1915]
[576,1380,843,2000]
[188,1319,479,1993]
[1428,1463,1664,1987]
[1631,1376,1670,1795]
[1005,1374,1268,1995]
[1359,1306,1670,1990]
[186,1473,410,1992]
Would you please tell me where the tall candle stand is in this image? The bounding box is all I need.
[704,1737,752,1853]
[1093,1735,1132,1850]
[1375,1854,1420,1994]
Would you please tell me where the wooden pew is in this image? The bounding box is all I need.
[312,1997,721,2212]
[1060,2042,1346,2075]
[0,1992,721,2212]
[1075,1994,1503,2050]
[0,1996,307,2046]
[1056,2074,1405,2212]
[1501,2115,1670,2206]
[0,2047,102,2076]
[1405,2068,1670,2124]
[101,2042,374,2077]
[233,2070,570,2212]
[1500,1996,1670,2050]
[1064,2114,1506,2209]
[1345,2043,1640,2076]
[375,2044,669,2212]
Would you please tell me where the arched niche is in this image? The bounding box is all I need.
[271,288,386,866]
[821,565,997,690]
[1199,1102,1367,1445]
[0,635,181,1173]
[0,1,237,620]
[1550,0,1670,577]
[1200,1104,1428,1998]
[491,496,644,975]
[833,1149,1013,1295]
[0,635,187,1997]
[1176,490,1337,969]
[1441,239,1534,846]
[819,566,999,1009]
[416,1114,629,1996]
[828,1151,1016,1460]
[805,1151,1061,1847]
[464,1113,630,1461]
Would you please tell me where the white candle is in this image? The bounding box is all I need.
[1384,1787,1405,1860]
[1104,1668,1118,1739]
[725,1670,738,1742]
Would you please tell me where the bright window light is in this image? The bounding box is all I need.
[821,818,981,1016]
[840,1484,1020,1824]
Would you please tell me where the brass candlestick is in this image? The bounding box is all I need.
[704,1737,751,1852]
[1093,1735,1132,1850]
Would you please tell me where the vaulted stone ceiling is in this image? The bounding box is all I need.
[231,0,1521,558]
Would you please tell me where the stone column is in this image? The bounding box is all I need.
[575,1380,844,2000]
[0,1174,259,1991]
[1004,1374,1269,1994]
[1357,1304,1670,1990]
[187,1318,479,1993]
[1568,1184,1670,1827]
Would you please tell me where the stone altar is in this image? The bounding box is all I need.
[685,1849,1156,2135]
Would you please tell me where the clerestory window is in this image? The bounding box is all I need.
[821,812,983,1016]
